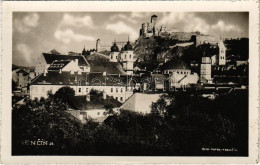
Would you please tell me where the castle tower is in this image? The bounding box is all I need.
[121,37,134,74]
[151,15,158,27]
[110,42,119,62]
[96,39,101,52]
[142,23,147,36]
[200,55,212,81]
[218,40,226,65]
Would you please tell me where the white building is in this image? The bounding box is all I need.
[29,71,135,103]
[119,93,162,114]
[161,58,199,88]
[35,52,90,75]
[218,40,226,65]
[200,56,212,81]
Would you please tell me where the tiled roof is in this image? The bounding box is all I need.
[119,93,161,113]
[87,60,126,75]
[43,53,89,66]
[48,60,71,70]
[151,74,167,83]
[31,71,137,86]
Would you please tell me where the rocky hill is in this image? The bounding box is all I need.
[133,36,196,71]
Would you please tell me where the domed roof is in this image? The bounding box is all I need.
[123,41,133,51]
[162,58,191,70]
[111,43,119,52]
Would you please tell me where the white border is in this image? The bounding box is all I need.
[1,1,259,164]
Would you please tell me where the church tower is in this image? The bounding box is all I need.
[218,39,226,65]
[110,42,119,62]
[96,39,101,52]
[121,37,134,75]
[200,54,212,81]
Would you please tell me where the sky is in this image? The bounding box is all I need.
[13,12,248,67]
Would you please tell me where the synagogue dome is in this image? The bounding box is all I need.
[162,58,191,70]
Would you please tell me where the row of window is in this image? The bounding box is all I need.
[111,54,132,59]
[164,70,190,74]
[220,56,225,59]
[78,88,88,93]
[34,87,126,94]
[111,88,124,93]
[78,87,126,94]
[80,111,106,116]
[115,97,123,101]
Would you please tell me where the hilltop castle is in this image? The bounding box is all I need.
[140,15,219,46]
[140,15,167,38]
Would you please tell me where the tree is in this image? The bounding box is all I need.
[54,86,75,109]
[104,104,115,116]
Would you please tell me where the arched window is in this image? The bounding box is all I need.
[181,71,183,74]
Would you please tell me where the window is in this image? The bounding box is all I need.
[111,88,113,93]
[121,88,123,92]
[86,88,88,92]
[78,88,81,92]
[116,97,118,101]
[120,97,123,101]
[116,88,118,92]
[125,55,126,59]
[111,55,113,59]
[97,112,100,115]
[130,55,131,59]
[116,56,118,59]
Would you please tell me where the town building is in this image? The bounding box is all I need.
[200,56,212,82]
[14,69,36,88]
[29,71,136,103]
[66,95,121,123]
[35,52,90,75]
[161,58,199,88]
[199,39,227,83]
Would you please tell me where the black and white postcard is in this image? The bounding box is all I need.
[1,1,259,164]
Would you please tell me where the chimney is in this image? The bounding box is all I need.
[103,71,107,76]
[75,59,79,66]
[59,69,62,74]
[118,74,121,77]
